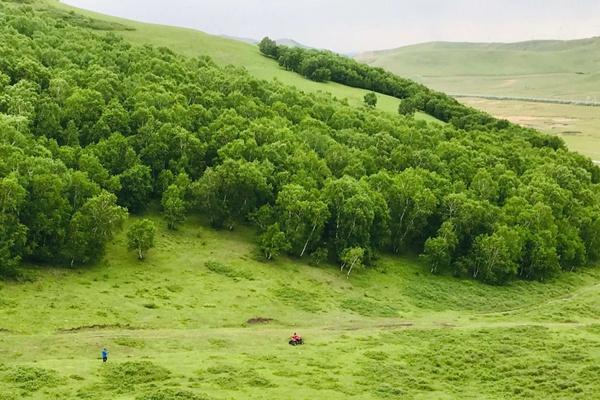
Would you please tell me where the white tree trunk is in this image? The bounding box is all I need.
[300,224,317,257]
[346,256,359,278]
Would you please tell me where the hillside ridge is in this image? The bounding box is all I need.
[1,2,600,399]
[358,36,600,59]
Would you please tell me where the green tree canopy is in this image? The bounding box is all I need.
[258,37,279,58]
[364,92,377,108]
[127,219,156,260]
[0,3,598,284]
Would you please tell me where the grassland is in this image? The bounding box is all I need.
[356,39,600,158]
[1,3,598,398]
[48,0,415,118]
[460,98,600,160]
[1,215,600,399]
[356,39,600,100]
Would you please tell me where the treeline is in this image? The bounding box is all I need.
[258,37,525,132]
[1,2,599,283]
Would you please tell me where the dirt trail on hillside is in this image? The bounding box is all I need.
[0,319,590,342]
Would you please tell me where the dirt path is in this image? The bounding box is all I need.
[452,94,600,107]
[0,319,591,343]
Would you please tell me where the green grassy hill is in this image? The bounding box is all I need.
[1,2,599,399]
[356,39,600,158]
[48,1,424,119]
[2,215,600,399]
[358,38,600,75]
[356,38,600,100]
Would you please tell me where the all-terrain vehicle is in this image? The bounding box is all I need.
[289,337,304,346]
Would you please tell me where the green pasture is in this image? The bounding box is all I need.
[357,40,600,158]
[47,1,412,116]
[356,39,600,100]
[460,98,600,160]
[1,215,599,399]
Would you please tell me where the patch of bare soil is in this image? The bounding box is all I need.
[246,317,274,324]
[378,322,414,329]
[59,323,136,333]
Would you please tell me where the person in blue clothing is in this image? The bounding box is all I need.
[101,348,109,363]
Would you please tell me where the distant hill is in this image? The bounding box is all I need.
[355,37,600,100]
[52,1,409,114]
[355,37,600,159]
[221,35,312,49]
[275,38,312,48]
[219,34,259,45]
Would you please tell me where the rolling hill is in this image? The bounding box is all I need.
[50,1,418,118]
[356,38,600,159]
[221,36,312,49]
[2,215,600,399]
[274,38,312,48]
[356,38,600,100]
[1,1,600,399]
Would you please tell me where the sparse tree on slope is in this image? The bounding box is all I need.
[364,92,377,108]
[161,184,187,230]
[127,219,156,260]
[258,223,290,261]
[67,192,127,265]
[340,247,365,278]
[258,37,279,58]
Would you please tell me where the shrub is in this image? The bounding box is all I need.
[101,361,170,390]
[5,366,62,393]
[204,261,253,280]
[136,388,210,400]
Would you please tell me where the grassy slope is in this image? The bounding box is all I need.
[2,3,598,399]
[460,97,600,160]
[49,0,436,121]
[1,216,600,399]
[357,39,600,158]
[356,39,600,100]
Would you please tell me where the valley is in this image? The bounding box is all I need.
[357,39,600,158]
[1,2,599,399]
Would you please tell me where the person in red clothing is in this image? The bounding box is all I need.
[291,332,302,343]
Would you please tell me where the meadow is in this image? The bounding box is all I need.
[459,98,600,160]
[1,215,600,399]
[357,39,600,159]
[355,39,600,100]
[51,1,412,118]
[1,3,598,399]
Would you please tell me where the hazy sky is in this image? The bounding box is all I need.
[62,0,600,53]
